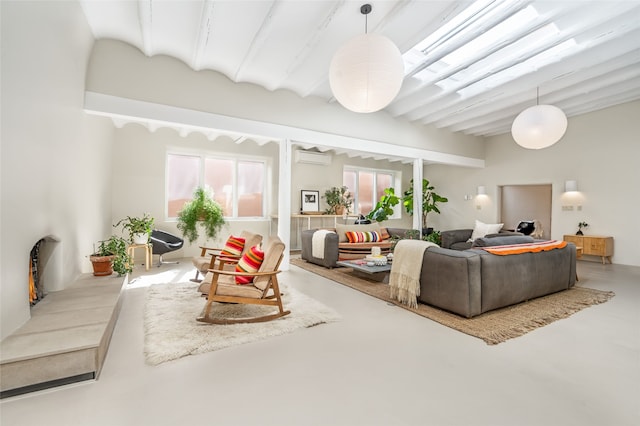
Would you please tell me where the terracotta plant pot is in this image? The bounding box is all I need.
[90,255,115,276]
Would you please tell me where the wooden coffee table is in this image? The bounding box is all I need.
[336,259,392,283]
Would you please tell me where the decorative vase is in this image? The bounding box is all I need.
[576,230,583,235]
[133,233,149,244]
[90,255,115,276]
[335,206,345,216]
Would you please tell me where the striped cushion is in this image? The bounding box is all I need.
[235,245,264,284]
[345,231,382,243]
[221,235,245,257]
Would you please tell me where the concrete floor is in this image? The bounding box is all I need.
[1,259,639,426]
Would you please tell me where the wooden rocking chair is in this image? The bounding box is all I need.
[196,236,290,325]
[191,230,263,283]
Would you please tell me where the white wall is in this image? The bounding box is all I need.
[111,125,413,259]
[426,100,640,266]
[85,39,485,161]
[0,1,114,340]
[111,125,278,258]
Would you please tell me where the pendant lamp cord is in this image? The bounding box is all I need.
[361,4,371,34]
[365,11,368,33]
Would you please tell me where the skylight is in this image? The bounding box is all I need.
[402,0,580,99]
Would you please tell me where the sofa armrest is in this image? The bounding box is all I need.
[385,227,412,239]
[301,229,339,268]
[441,229,473,249]
[419,247,482,318]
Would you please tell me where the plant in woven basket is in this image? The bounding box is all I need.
[177,187,226,244]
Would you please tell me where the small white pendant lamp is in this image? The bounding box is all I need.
[329,4,404,113]
[511,88,568,150]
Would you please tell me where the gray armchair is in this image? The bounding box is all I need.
[150,229,184,266]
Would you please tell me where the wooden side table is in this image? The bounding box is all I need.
[127,243,152,271]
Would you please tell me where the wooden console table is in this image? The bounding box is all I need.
[563,235,613,264]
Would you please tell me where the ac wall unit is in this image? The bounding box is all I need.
[295,150,332,166]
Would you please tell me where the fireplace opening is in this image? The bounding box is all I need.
[28,235,62,306]
[29,239,46,306]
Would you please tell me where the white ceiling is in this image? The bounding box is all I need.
[80,0,640,138]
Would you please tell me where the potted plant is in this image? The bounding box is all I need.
[89,235,132,276]
[366,187,400,222]
[323,186,353,215]
[402,179,448,234]
[115,213,154,244]
[177,187,226,244]
[577,221,589,235]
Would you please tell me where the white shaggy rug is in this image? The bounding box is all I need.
[143,282,340,365]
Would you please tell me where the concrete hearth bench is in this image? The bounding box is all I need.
[0,273,126,398]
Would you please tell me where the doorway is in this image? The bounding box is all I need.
[499,184,552,239]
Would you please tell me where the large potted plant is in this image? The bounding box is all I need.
[89,235,132,276]
[402,179,448,234]
[177,187,226,244]
[323,186,353,215]
[115,213,154,244]
[366,187,400,223]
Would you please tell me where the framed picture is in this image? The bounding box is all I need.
[301,190,320,212]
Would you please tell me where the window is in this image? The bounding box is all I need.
[167,153,266,219]
[343,167,399,217]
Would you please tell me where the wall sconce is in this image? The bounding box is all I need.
[477,186,486,196]
[564,180,578,192]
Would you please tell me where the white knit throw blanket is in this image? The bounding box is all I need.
[312,230,334,259]
[389,240,438,308]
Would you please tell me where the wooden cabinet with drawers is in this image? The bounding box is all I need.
[563,235,613,264]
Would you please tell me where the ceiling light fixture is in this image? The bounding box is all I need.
[511,88,568,149]
[329,4,404,113]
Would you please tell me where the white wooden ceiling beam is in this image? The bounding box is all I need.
[234,1,280,82]
[137,0,153,56]
[192,0,216,71]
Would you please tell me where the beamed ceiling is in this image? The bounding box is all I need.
[80,0,640,139]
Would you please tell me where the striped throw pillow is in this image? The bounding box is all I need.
[345,231,382,243]
[220,235,245,257]
[235,245,264,284]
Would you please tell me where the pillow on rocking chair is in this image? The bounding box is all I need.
[235,245,264,285]
[221,235,245,257]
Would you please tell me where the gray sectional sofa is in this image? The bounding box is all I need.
[418,236,577,318]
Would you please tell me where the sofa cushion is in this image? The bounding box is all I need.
[471,235,535,247]
[469,220,504,241]
[335,223,382,243]
[345,230,382,243]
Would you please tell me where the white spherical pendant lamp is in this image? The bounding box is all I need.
[329,5,404,113]
[511,89,568,149]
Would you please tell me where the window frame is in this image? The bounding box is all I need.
[343,166,402,219]
[165,149,269,221]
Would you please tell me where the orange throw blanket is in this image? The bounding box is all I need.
[482,240,567,255]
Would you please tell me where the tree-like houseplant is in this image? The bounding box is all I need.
[366,187,400,223]
[323,186,353,215]
[402,179,448,234]
[89,235,132,277]
[177,187,226,244]
[115,213,154,244]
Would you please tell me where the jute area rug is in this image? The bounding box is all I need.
[144,282,340,365]
[291,258,614,345]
